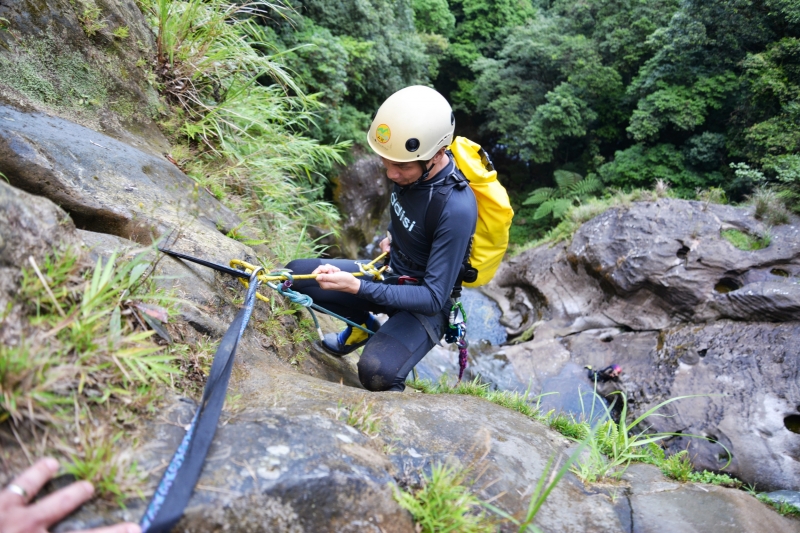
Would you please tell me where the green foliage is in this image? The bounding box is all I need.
[548,413,590,441]
[460,0,800,212]
[412,0,456,37]
[142,0,346,255]
[441,0,537,110]
[523,170,603,222]
[78,1,108,37]
[270,0,430,145]
[687,470,742,488]
[627,73,739,142]
[112,25,130,39]
[721,229,771,251]
[659,450,693,482]
[597,143,723,197]
[393,462,496,533]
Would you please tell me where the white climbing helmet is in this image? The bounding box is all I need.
[367,85,455,163]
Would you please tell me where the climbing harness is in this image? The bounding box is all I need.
[140,267,263,533]
[445,300,469,382]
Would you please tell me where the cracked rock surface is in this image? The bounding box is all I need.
[487,199,800,491]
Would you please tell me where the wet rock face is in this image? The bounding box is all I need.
[0,179,79,267]
[490,199,800,491]
[331,152,391,258]
[0,0,168,155]
[0,104,241,244]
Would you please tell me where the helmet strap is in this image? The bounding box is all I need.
[408,159,435,188]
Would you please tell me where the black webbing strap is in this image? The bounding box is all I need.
[423,170,473,298]
[423,170,468,245]
[139,267,263,533]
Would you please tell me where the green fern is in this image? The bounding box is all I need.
[524,171,605,221]
[554,169,582,189]
[523,187,556,205]
[567,174,602,197]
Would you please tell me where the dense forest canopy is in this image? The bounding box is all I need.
[263,0,799,242]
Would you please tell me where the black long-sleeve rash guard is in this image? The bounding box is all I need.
[356,155,478,316]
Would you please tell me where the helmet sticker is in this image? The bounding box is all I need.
[376,124,391,144]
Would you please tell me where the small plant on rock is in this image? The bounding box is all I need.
[570,393,710,484]
[659,450,693,482]
[79,3,107,36]
[394,462,497,533]
[112,25,130,39]
[687,470,742,488]
[339,399,382,438]
[749,187,791,226]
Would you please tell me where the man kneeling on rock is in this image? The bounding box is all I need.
[285,86,477,392]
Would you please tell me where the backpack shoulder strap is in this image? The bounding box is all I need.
[424,167,468,244]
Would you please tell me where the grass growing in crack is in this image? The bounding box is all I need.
[1,246,181,501]
[393,462,497,533]
[407,376,543,419]
[568,392,733,485]
[338,399,382,438]
[721,228,771,251]
[757,494,800,517]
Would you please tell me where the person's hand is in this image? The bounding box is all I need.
[379,236,391,254]
[315,269,361,294]
[0,458,141,533]
[311,263,341,276]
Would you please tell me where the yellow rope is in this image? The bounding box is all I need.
[229,252,389,303]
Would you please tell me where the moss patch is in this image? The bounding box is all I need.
[0,34,109,110]
[721,228,770,251]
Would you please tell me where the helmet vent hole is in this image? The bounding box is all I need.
[405,138,420,152]
[451,112,455,126]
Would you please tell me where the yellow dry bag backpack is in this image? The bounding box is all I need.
[425,136,514,288]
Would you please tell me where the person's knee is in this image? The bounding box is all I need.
[357,351,395,391]
[285,258,313,273]
[358,333,408,392]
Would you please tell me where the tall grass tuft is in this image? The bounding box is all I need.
[1,247,179,500]
[140,0,348,260]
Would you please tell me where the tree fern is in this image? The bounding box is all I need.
[525,171,605,222]
[554,169,582,190]
[568,174,603,197]
[533,198,555,219]
[551,197,575,219]
[523,186,556,205]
